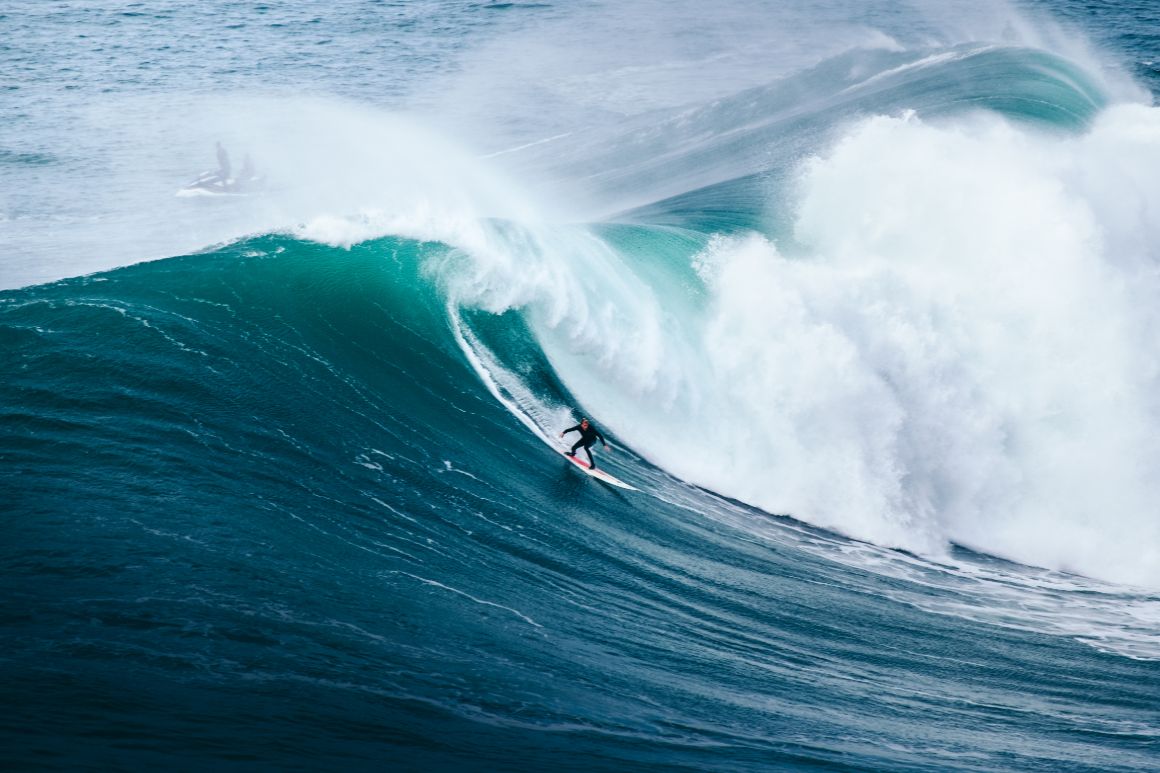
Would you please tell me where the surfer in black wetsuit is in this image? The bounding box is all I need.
[560,417,610,470]
[215,141,231,180]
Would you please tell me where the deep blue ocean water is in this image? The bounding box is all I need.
[3,2,1160,770]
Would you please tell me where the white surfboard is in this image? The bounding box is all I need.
[562,451,637,490]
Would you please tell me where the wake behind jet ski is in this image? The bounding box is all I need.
[177,142,263,197]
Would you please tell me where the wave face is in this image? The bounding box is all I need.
[4,233,1159,769]
[5,0,1160,769]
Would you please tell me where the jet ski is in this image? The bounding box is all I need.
[176,169,264,197]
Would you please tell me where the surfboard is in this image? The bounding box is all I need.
[562,451,637,490]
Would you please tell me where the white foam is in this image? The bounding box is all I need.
[638,106,1160,587]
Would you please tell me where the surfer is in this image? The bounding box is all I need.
[215,141,231,180]
[560,417,610,470]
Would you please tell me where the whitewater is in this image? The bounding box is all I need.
[3,0,1159,770]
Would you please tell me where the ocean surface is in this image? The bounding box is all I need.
[3,1,1160,770]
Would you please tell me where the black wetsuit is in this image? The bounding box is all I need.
[563,423,605,468]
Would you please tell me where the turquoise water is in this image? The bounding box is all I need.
[3,2,1160,770]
